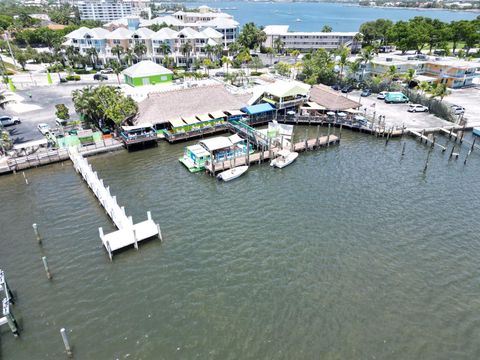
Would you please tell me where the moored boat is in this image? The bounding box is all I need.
[270,149,299,168]
[473,127,480,137]
[217,166,249,181]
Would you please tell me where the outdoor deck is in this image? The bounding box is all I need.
[205,134,339,174]
[69,148,162,259]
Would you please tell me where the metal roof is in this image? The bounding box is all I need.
[241,103,275,115]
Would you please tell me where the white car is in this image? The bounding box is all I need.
[0,115,21,126]
[408,104,428,113]
[451,105,465,115]
[377,91,388,99]
[37,123,51,135]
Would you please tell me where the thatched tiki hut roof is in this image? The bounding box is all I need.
[309,84,361,111]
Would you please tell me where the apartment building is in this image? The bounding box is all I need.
[74,0,150,22]
[65,24,225,67]
[367,54,479,88]
[104,7,239,48]
[263,25,361,52]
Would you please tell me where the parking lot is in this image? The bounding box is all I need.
[0,80,118,144]
[444,87,480,128]
[347,90,453,130]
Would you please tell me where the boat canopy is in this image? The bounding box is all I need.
[200,137,234,152]
[228,133,244,144]
[241,103,275,115]
[187,144,210,157]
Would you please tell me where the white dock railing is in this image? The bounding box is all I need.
[69,148,162,260]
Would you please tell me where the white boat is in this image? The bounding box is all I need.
[296,18,302,22]
[270,149,299,169]
[217,165,249,182]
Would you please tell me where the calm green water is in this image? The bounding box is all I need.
[1,129,480,359]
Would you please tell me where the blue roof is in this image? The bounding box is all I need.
[241,103,275,115]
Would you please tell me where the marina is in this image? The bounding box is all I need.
[1,130,479,359]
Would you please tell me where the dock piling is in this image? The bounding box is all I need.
[32,223,41,243]
[60,328,73,357]
[423,149,432,172]
[401,142,406,156]
[2,299,19,337]
[157,223,163,241]
[315,125,320,147]
[42,256,52,280]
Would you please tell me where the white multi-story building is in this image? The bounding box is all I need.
[65,24,226,67]
[263,25,361,53]
[74,0,150,22]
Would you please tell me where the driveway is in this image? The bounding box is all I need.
[347,90,452,130]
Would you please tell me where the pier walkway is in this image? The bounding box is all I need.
[409,130,447,151]
[69,148,161,260]
[205,134,339,174]
[227,120,269,148]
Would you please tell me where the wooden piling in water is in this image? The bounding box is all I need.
[42,256,52,280]
[401,142,406,156]
[32,223,41,243]
[60,328,73,357]
[423,149,432,172]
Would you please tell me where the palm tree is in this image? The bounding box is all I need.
[111,45,124,63]
[0,90,12,109]
[336,44,350,81]
[204,44,214,60]
[86,47,98,69]
[221,55,232,75]
[237,49,252,76]
[228,41,240,57]
[359,47,374,80]
[159,42,171,57]
[109,60,123,85]
[180,42,192,70]
[133,42,147,62]
[64,45,78,67]
[124,48,135,66]
[273,37,284,55]
[348,60,361,80]
[418,81,431,95]
[404,68,416,84]
[291,49,300,62]
[321,25,333,32]
[162,55,173,68]
[431,83,449,102]
[203,58,213,76]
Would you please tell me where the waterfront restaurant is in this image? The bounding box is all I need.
[133,85,250,141]
[308,84,361,112]
[260,80,310,111]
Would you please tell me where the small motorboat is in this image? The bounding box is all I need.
[473,127,480,137]
[296,18,302,22]
[217,165,249,182]
[270,149,299,169]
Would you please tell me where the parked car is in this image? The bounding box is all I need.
[450,105,465,115]
[331,84,341,91]
[100,68,113,74]
[361,89,371,97]
[55,118,69,127]
[0,116,20,126]
[37,123,51,135]
[377,91,388,99]
[384,92,409,104]
[215,71,226,77]
[408,104,428,113]
[341,85,353,93]
[94,73,108,81]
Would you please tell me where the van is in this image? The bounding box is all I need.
[384,92,409,104]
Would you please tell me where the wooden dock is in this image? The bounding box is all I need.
[69,148,162,260]
[439,127,480,151]
[205,134,339,174]
[409,130,446,152]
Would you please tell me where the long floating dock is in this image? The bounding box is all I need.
[205,134,339,174]
[69,148,162,260]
